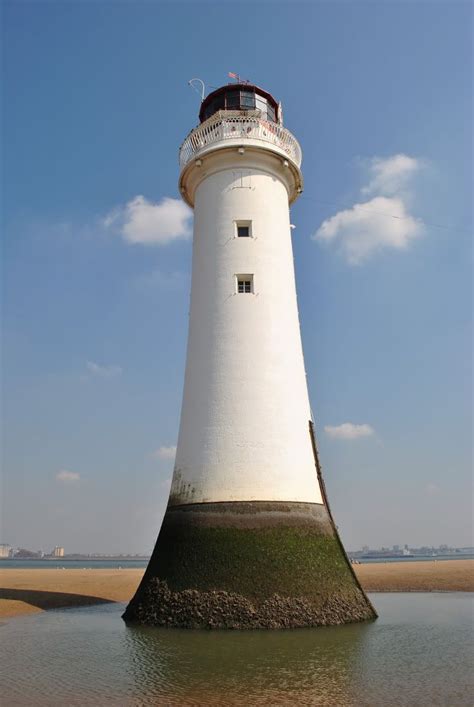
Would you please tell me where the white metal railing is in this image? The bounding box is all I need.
[179,111,302,170]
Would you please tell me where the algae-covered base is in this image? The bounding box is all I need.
[123,501,376,629]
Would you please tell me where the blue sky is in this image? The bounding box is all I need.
[3,1,472,554]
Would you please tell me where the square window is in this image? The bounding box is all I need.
[266,104,276,122]
[235,220,252,238]
[241,91,255,109]
[238,279,251,293]
[236,275,253,294]
[255,96,267,115]
[226,90,240,109]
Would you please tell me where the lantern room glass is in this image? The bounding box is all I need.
[201,88,277,123]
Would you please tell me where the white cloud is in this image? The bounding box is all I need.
[361,154,421,196]
[86,361,122,378]
[314,196,424,264]
[152,445,177,460]
[426,483,440,496]
[324,423,375,440]
[56,470,81,483]
[103,195,192,246]
[313,153,425,264]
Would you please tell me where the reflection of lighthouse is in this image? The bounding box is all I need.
[124,82,376,628]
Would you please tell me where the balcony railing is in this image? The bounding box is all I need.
[179,111,302,170]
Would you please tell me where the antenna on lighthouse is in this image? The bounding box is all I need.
[188,78,205,102]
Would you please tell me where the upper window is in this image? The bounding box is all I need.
[266,104,276,122]
[255,95,267,113]
[236,220,252,238]
[241,91,256,109]
[226,90,240,109]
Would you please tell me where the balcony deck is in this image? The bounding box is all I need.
[179,111,302,171]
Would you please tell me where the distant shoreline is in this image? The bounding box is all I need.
[2,553,473,569]
[0,557,150,563]
[0,560,472,621]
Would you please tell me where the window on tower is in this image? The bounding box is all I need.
[226,90,240,109]
[266,103,276,122]
[241,91,256,109]
[236,220,252,238]
[236,275,253,294]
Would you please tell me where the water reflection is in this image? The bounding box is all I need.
[124,621,371,705]
[1,595,472,706]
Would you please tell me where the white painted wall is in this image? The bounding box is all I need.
[171,137,323,505]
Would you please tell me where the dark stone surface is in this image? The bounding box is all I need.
[125,578,374,630]
[123,501,376,628]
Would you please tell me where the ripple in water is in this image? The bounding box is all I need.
[1,593,472,706]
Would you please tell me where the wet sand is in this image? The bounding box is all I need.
[354,558,473,593]
[0,560,472,620]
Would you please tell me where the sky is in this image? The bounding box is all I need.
[2,0,472,554]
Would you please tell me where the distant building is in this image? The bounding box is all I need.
[52,546,65,557]
[0,544,12,558]
[14,548,40,558]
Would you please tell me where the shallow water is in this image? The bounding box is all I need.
[1,593,472,706]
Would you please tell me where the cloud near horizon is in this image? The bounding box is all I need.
[153,445,177,460]
[324,423,375,440]
[103,195,192,245]
[86,361,122,378]
[313,154,425,264]
[56,470,81,483]
[426,483,441,496]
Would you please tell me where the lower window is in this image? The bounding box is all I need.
[236,274,254,294]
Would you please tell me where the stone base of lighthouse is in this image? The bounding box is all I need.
[123,501,376,629]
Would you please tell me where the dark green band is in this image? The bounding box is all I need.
[123,501,376,629]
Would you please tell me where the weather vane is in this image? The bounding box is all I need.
[228,71,251,84]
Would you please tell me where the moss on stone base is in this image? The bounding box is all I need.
[123,502,376,628]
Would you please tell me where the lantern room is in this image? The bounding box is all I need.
[199,83,280,124]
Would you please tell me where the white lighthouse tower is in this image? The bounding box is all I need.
[124,82,375,628]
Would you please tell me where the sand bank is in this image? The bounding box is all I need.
[0,560,472,620]
[354,558,473,593]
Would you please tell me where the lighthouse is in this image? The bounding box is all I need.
[124,82,376,628]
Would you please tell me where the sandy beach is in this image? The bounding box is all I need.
[0,560,472,620]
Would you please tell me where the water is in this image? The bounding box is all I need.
[1,594,472,706]
[0,559,149,569]
[355,553,474,563]
[2,554,473,569]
